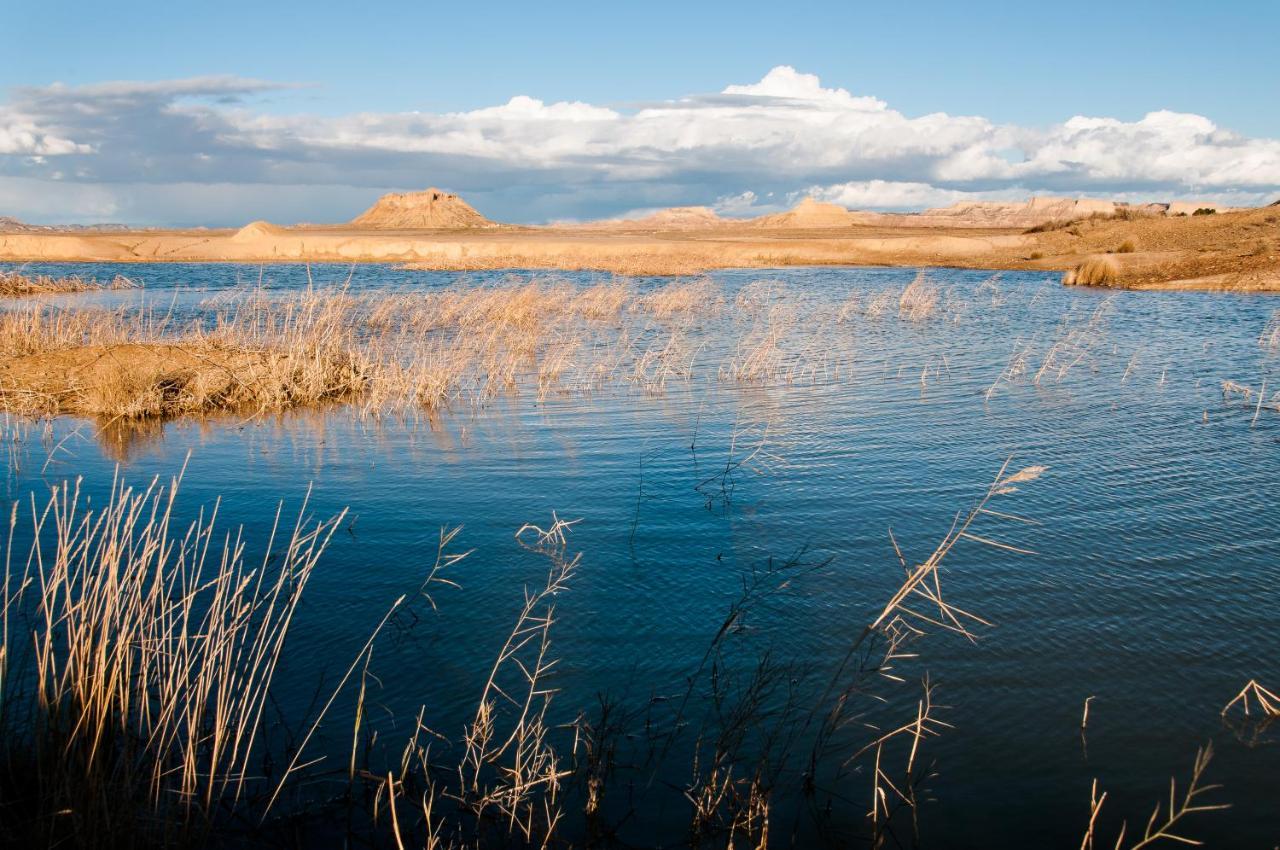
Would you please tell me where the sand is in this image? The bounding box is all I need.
[0,192,1274,289]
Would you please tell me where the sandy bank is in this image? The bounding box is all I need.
[0,223,1035,274]
[0,198,1274,290]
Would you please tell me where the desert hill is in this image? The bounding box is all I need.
[751,198,878,228]
[231,220,288,242]
[915,197,1121,228]
[352,188,495,229]
[747,196,1237,230]
[0,216,133,233]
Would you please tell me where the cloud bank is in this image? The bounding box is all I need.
[1,66,1277,225]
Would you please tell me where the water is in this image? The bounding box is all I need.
[3,262,1279,847]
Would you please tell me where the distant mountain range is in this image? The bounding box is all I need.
[0,216,136,233]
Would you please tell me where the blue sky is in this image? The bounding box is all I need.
[2,0,1278,224]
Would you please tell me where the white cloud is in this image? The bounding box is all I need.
[0,117,90,156]
[1,68,1278,225]
[721,65,888,111]
[800,180,1024,210]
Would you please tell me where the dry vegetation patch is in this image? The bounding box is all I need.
[0,342,364,418]
[1029,207,1280,289]
[0,269,137,296]
[1064,256,1120,286]
[0,278,746,421]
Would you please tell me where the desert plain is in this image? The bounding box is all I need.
[3,188,1277,289]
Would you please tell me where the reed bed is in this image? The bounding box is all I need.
[342,459,1052,849]
[0,269,136,297]
[0,277,867,422]
[2,268,1166,437]
[0,469,344,846]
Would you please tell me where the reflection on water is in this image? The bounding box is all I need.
[3,261,1280,848]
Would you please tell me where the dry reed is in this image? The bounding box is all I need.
[1221,680,1280,717]
[1080,744,1227,850]
[0,269,136,296]
[1259,310,1280,352]
[898,272,939,320]
[0,468,344,845]
[0,276,864,424]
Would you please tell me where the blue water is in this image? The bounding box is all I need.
[3,262,1278,848]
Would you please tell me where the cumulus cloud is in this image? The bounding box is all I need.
[0,118,90,156]
[797,180,1021,210]
[0,67,1278,225]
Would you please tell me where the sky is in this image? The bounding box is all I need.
[2,0,1278,225]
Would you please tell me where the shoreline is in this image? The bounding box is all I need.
[1,205,1276,290]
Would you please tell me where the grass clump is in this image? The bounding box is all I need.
[898,271,939,320]
[0,269,136,296]
[1063,256,1120,286]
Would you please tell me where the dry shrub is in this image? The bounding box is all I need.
[1063,256,1120,286]
[1024,219,1073,234]
[1115,238,1138,254]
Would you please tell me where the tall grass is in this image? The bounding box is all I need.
[0,277,848,421]
[0,269,136,297]
[0,468,344,846]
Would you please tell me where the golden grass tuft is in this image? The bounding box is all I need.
[1063,256,1120,286]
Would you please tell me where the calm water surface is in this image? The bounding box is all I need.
[3,262,1278,848]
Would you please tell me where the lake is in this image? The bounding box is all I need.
[2,261,1277,848]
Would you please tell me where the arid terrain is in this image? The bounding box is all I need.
[2,189,1276,289]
